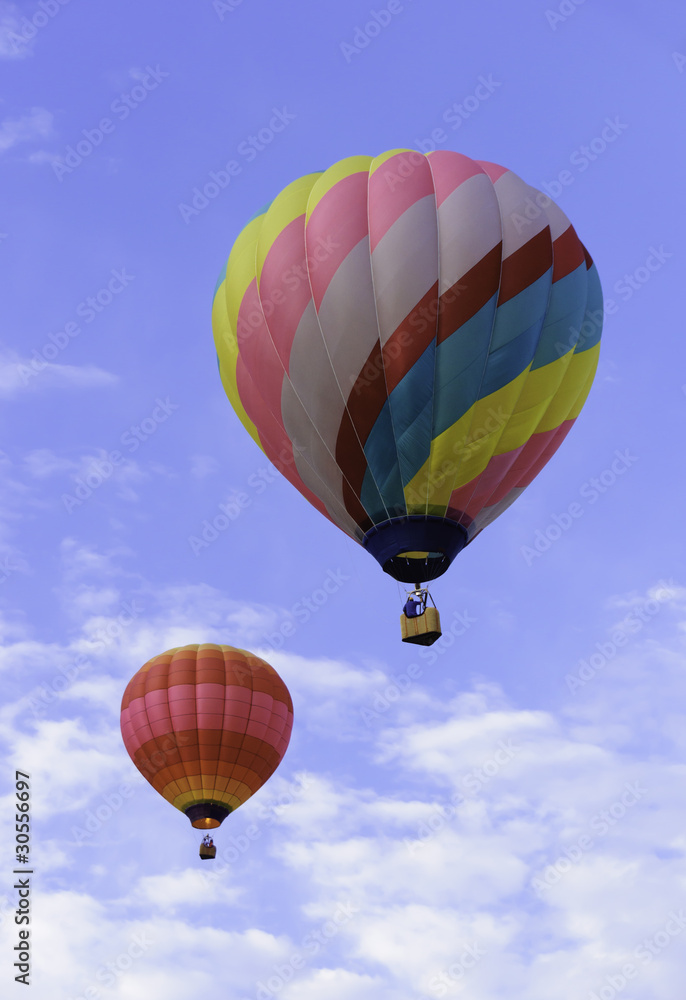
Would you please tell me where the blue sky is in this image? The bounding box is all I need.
[1,1,686,996]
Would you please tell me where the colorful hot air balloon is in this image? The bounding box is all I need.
[212,149,602,605]
[120,644,293,842]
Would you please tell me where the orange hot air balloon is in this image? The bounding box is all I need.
[120,644,293,846]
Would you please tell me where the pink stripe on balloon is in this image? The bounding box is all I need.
[238,279,287,408]
[150,719,171,739]
[257,215,312,366]
[167,685,195,702]
[196,713,224,729]
[251,691,274,708]
[235,359,332,523]
[475,160,509,183]
[515,420,575,488]
[305,171,370,306]
[369,151,435,253]
[426,149,486,206]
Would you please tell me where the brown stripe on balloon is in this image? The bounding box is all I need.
[552,225,586,282]
[383,281,439,394]
[436,243,503,344]
[498,227,552,305]
[335,359,388,507]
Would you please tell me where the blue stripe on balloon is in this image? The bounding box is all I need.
[213,263,228,299]
[479,319,541,398]
[530,262,587,370]
[355,260,602,523]
[360,401,406,517]
[431,295,498,437]
[575,264,603,353]
[386,340,436,486]
[489,269,552,351]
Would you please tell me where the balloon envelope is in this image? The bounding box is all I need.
[212,149,602,582]
[120,644,293,829]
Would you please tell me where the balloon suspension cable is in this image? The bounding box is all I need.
[404,582,438,610]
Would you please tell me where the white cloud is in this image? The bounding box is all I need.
[0,2,29,59]
[189,453,220,478]
[0,105,52,152]
[23,448,77,478]
[132,869,243,912]
[0,349,118,396]
[0,569,685,998]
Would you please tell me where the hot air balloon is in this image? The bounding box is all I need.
[212,149,603,644]
[120,643,293,858]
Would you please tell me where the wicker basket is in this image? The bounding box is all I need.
[400,607,442,646]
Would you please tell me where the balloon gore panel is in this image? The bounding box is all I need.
[212,149,602,581]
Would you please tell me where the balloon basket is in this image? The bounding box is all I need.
[199,845,216,860]
[400,607,442,646]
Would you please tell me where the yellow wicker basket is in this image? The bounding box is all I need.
[400,607,442,646]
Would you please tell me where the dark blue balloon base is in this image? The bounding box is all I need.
[186,803,231,829]
[362,516,469,583]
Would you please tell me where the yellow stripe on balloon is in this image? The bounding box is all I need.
[305,156,373,218]
[405,370,531,508]
[212,277,261,448]
[494,352,572,454]
[404,341,600,511]
[223,217,262,336]
[369,148,417,174]
[256,173,322,280]
[537,342,600,432]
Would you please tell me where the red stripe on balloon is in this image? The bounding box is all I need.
[305,171,370,307]
[436,243,502,344]
[552,225,586,283]
[497,228,553,305]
